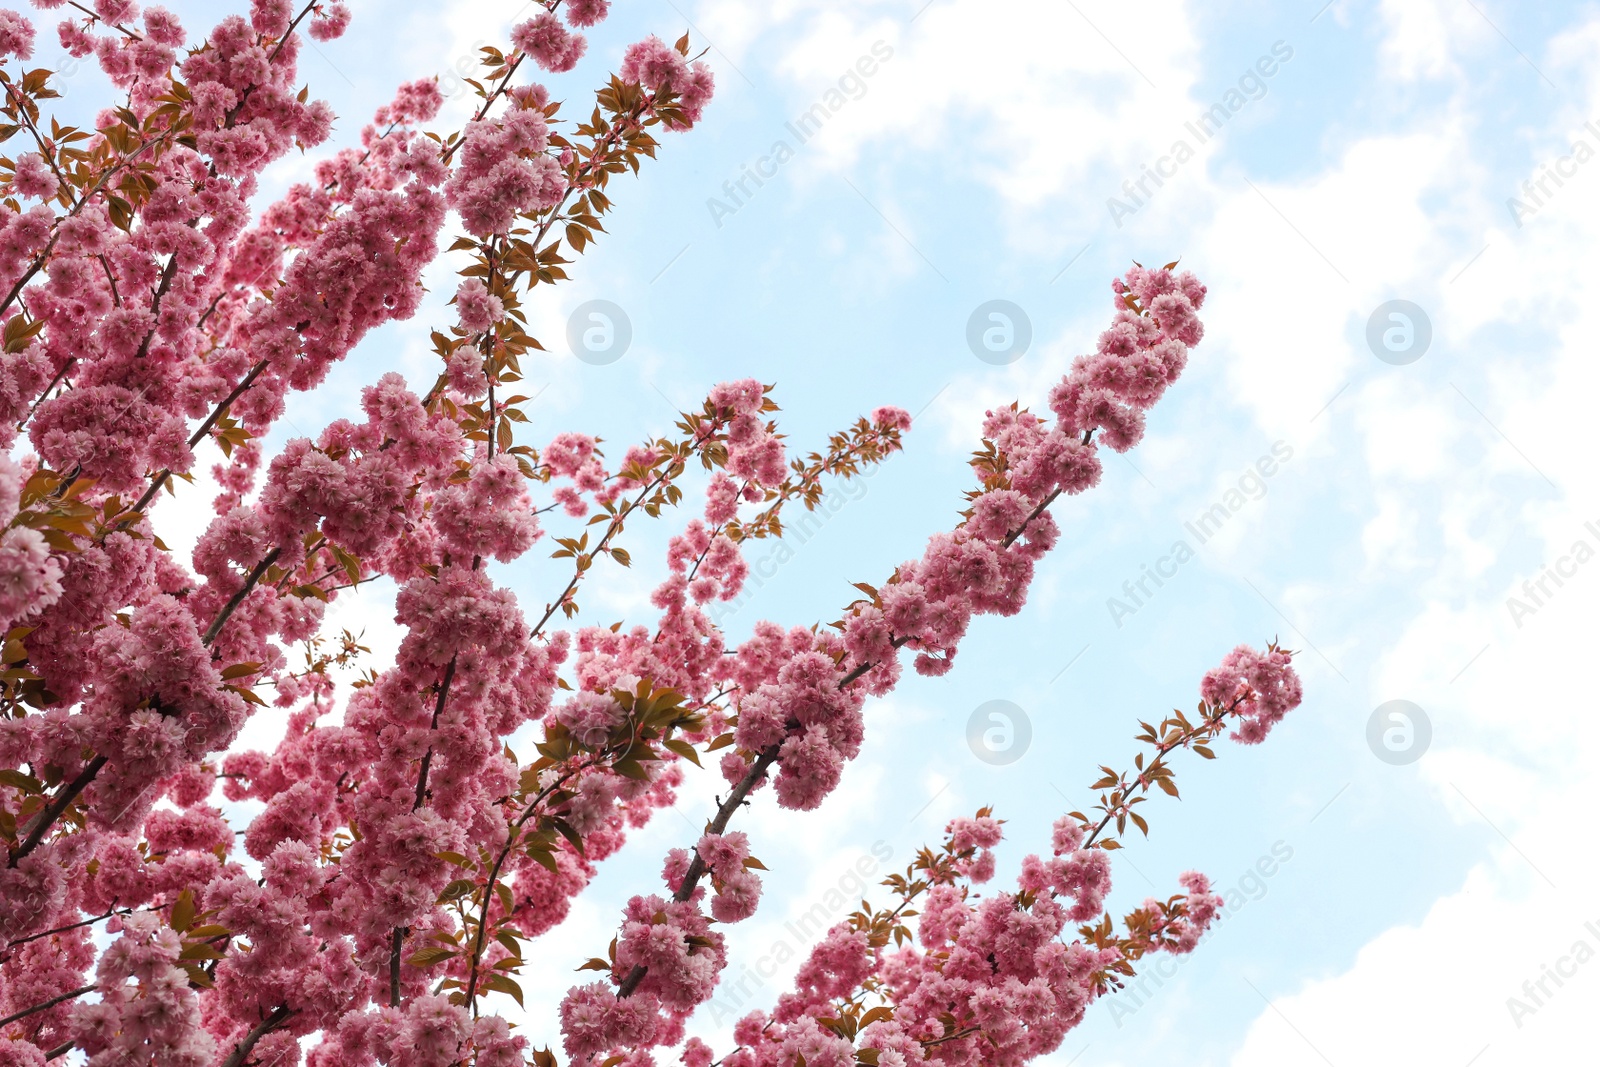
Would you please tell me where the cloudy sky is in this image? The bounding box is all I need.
[59,0,1600,1062]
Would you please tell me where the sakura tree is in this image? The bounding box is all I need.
[0,3,1303,1066]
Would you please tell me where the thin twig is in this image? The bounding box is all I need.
[0,984,94,1030]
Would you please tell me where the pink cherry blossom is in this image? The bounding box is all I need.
[0,9,34,61]
[512,12,587,73]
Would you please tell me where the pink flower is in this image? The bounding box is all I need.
[0,10,35,62]
[554,691,624,747]
[1050,816,1085,855]
[621,36,686,90]
[249,0,293,36]
[0,1037,48,1065]
[431,455,541,563]
[142,6,185,46]
[1200,643,1304,744]
[307,1,351,40]
[682,1037,713,1067]
[566,0,611,28]
[10,153,58,200]
[511,12,586,73]
[620,36,716,130]
[560,982,659,1060]
[871,405,912,430]
[95,0,138,24]
[705,472,740,525]
[695,831,750,879]
[384,78,445,124]
[710,867,762,923]
[446,344,489,398]
[455,277,503,333]
[1150,292,1204,346]
[443,113,564,235]
[0,527,62,628]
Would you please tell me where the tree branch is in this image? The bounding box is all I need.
[219,1006,291,1067]
[8,756,106,867]
[202,547,281,648]
[0,984,94,1030]
[616,745,779,998]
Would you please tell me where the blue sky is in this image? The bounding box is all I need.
[54,0,1600,1062]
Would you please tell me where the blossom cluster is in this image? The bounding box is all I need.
[1200,642,1304,744]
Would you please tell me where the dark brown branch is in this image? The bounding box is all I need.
[9,756,106,867]
[438,55,528,167]
[921,1026,981,1049]
[128,359,269,521]
[614,427,1106,1001]
[0,82,78,210]
[219,1006,291,1067]
[387,655,460,1001]
[0,984,94,1030]
[4,904,135,949]
[616,745,780,998]
[1082,695,1241,848]
[412,657,457,812]
[202,546,281,647]
[64,1,141,39]
[389,926,406,1008]
[531,418,721,638]
[16,358,73,432]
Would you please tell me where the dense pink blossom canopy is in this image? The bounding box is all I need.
[0,4,1301,1067]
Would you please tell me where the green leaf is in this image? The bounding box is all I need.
[495,930,523,959]
[485,972,524,1007]
[612,759,649,781]
[661,738,701,768]
[170,889,196,933]
[407,945,457,967]
[185,924,232,940]
[181,961,215,988]
[552,819,586,856]
[178,941,225,961]
[0,769,42,794]
[438,878,476,902]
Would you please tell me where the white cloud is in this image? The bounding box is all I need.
[1219,7,1600,1063]
[1375,0,1494,83]
[695,0,1203,208]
